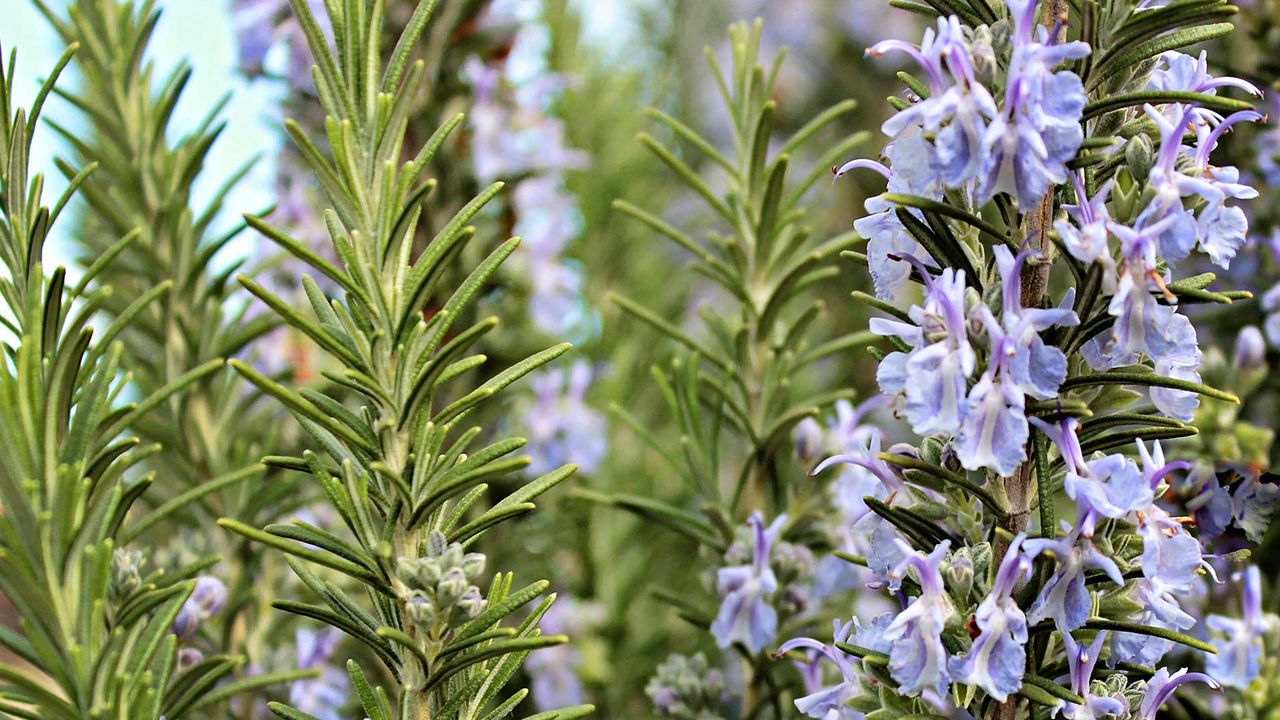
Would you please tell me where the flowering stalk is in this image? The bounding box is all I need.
[218,2,591,719]
[774,0,1277,715]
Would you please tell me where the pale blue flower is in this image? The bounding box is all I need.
[1055,173,1116,275]
[1146,51,1262,128]
[1134,668,1219,720]
[977,0,1090,210]
[885,540,955,697]
[870,262,975,436]
[949,534,1032,701]
[958,248,1076,476]
[1206,566,1275,689]
[711,513,784,653]
[869,17,997,187]
[839,134,944,300]
[1024,516,1123,632]
[290,627,348,720]
[1138,103,1261,269]
[777,620,863,720]
[522,361,608,476]
[1232,473,1280,542]
[1061,632,1128,720]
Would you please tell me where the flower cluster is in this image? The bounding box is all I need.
[776,0,1276,717]
[395,531,489,638]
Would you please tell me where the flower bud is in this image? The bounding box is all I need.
[111,549,144,600]
[460,551,487,580]
[436,567,470,606]
[405,591,436,628]
[792,417,824,465]
[1234,325,1266,371]
[178,647,204,670]
[425,529,448,557]
[171,604,199,641]
[1126,134,1154,182]
[456,585,486,620]
[970,25,997,86]
[189,576,227,618]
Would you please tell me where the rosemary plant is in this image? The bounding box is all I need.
[35,0,291,527]
[218,1,592,718]
[765,0,1275,717]
[0,46,267,720]
[601,19,874,718]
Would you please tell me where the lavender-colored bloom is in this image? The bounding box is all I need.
[949,534,1032,701]
[1264,280,1280,348]
[1146,51,1262,127]
[289,628,348,720]
[1061,633,1128,719]
[813,433,906,497]
[1062,450,1151,520]
[1232,474,1280,543]
[1084,215,1204,420]
[231,0,328,87]
[1205,566,1275,689]
[1138,103,1261,269]
[171,576,227,641]
[1134,668,1219,720]
[885,540,955,696]
[1055,173,1116,276]
[870,262,975,436]
[1187,470,1234,539]
[841,134,943,300]
[958,248,1076,475]
[977,0,1090,210]
[1234,326,1267,371]
[869,17,997,187]
[522,361,608,476]
[777,620,862,720]
[1024,517,1124,632]
[526,597,600,710]
[711,513,784,653]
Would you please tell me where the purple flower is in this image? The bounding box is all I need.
[1146,51,1262,128]
[840,135,945,300]
[171,576,227,642]
[977,0,1090,210]
[957,248,1077,476]
[1061,632,1127,720]
[1056,173,1116,275]
[711,513,784,653]
[289,628,348,720]
[1084,216,1204,420]
[949,534,1032,701]
[869,17,997,187]
[1232,473,1280,543]
[1186,470,1234,539]
[522,361,607,476]
[1139,103,1261,269]
[777,620,863,720]
[813,432,906,498]
[1206,567,1275,689]
[871,262,975,437]
[885,540,955,696]
[1134,668,1219,720]
[1024,516,1124,632]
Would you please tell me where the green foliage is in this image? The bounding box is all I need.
[34,0,289,528]
[220,1,591,718]
[610,20,868,518]
[0,45,239,720]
